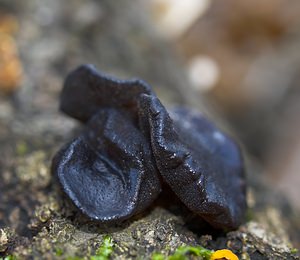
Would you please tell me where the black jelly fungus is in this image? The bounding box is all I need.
[138,94,246,229]
[60,64,153,124]
[52,65,247,229]
[52,108,161,222]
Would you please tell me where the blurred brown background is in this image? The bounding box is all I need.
[151,0,300,211]
[1,0,300,213]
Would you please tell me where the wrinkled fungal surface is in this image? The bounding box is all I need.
[52,108,161,222]
[60,64,153,124]
[52,64,247,229]
[138,95,246,229]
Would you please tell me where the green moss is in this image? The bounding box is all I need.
[16,141,28,156]
[55,247,64,256]
[152,245,213,260]
[63,236,114,260]
[291,248,298,254]
[245,209,255,222]
[3,256,17,260]
[65,257,84,260]
[91,236,114,260]
[151,253,165,260]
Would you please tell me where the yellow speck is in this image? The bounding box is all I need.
[211,249,239,260]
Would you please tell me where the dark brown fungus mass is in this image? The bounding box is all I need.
[52,64,247,229]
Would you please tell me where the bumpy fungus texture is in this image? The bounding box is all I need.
[52,64,247,229]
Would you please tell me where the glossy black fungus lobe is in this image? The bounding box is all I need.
[60,64,153,124]
[52,108,161,222]
[53,64,247,229]
[138,95,246,229]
